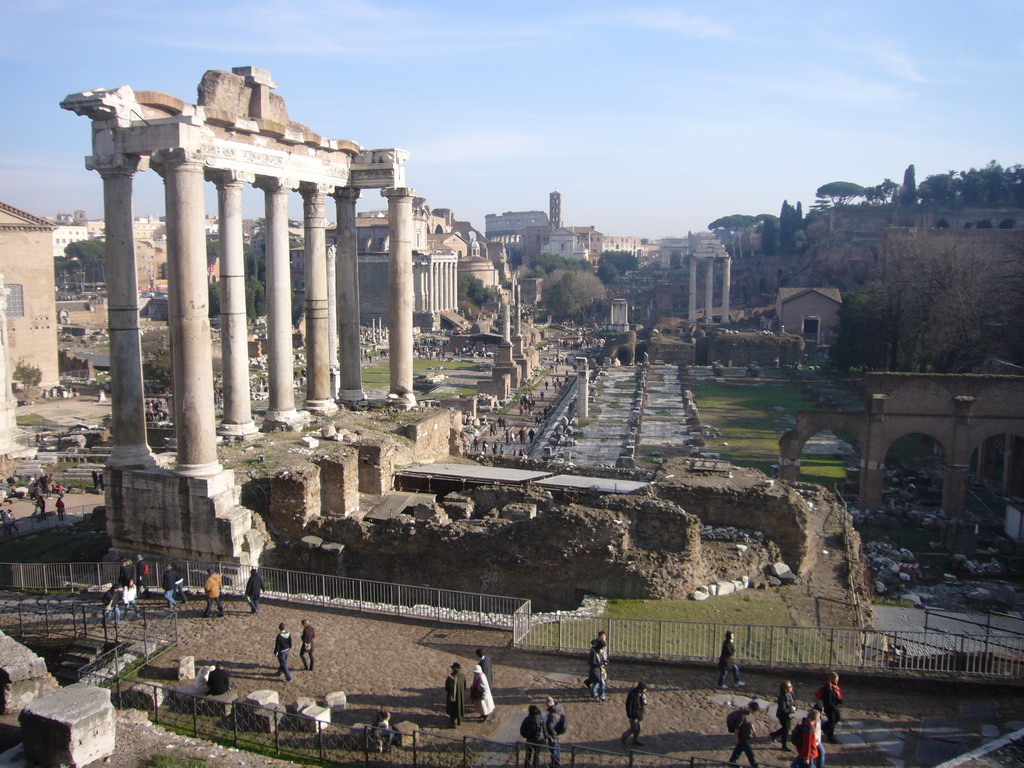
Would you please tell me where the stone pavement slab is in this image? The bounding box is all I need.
[915,738,963,764]
[918,717,968,743]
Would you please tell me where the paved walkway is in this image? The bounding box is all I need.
[133,594,1024,768]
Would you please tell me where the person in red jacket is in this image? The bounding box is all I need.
[794,709,820,767]
[821,671,843,742]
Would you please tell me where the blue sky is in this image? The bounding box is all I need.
[2,0,1022,238]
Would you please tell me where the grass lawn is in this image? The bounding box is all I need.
[362,359,485,393]
[693,379,849,488]
[15,413,53,426]
[604,590,813,627]
[0,528,111,563]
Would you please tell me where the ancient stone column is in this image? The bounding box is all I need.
[450,261,458,310]
[704,257,715,324]
[152,149,221,476]
[0,275,19,456]
[430,261,439,312]
[333,187,365,404]
[300,183,336,414]
[577,360,590,419]
[722,256,731,326]
[688,255,698,323]
[501,302,511,343]
[256,176,302,429]
[326,244,339,397]
[209,169,257,438]
[90,154,156,468]
[384,188,415,405]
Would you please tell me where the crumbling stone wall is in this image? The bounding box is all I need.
[268,467,321,538]
[357,441,395,495]
[319,451,360,520]
[401,409,454,463]
[0,630,58,710]
[705,332,804,366]
[654,467,814,575]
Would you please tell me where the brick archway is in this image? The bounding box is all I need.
[780,374,1024,518]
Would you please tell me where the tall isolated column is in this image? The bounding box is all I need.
[152,149,221,476]
[577,360,590,418]
[384,187,416,405]
[688,255,697,322]
[450,261,458,309]
[209,169,257,437]
[256,176,302,429]
[704,258,714,323]
[300,183,336,413]
[333,187,365,403]
[326,244,339,397]
[430,261,439,312]
[721,256,731,325]
[90,154,156,468]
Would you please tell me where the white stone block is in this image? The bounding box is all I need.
[245,689,280,707]
[178,656,195,681]
[716,580,735,596]
[19,683,115,768]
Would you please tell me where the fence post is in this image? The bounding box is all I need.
[412,728,418,768]
[143,609,149,659]
[629,748,636,768]
[462,735,468,768]
[174,609,179,645]
[769,626,775,665]
[321,574,327,606]
[829,628,836,666]
[96,563,101,589]
[568,744,574,768]
[43,563,48,594]
[192,692,198,736]
[558,619,563,652]
[363,726,369,767]
[274,709,280,754]
[318,720,325,761]
[17,603,22,637]
[232,700,238,747]
[286,570,291,598]
[659,620,664,659]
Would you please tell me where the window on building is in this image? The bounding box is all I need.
[802,316,819,337]
[5,284,24,317]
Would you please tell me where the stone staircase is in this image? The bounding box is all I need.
[54,637,108,684]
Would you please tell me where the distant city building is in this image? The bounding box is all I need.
[0,201,60,387]
[484,210,549,239]
[600,236,644,258]
[775,287,842,346]
[51,223,90,258]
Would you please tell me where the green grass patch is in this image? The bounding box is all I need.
[0,528,110,563]
[604,590,812,627]
[144,757,213,768]
[15,413,52,426]
[693,380,848,486]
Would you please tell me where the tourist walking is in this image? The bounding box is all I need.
[717,630,745,689]
[55,496,65,522]
[819,671,842,742]
[162,562,185,608]
[545,696,567,768]
[475,648,493,687]
[793,709,821,768]
[445,662,467,727]
[274,623,292,682]
[519,704,548,768]
[102,585,121,627]
[586,633,609,701]
[118,558,134,588]
[621,681,647,747]
[469,664,495,721]
[121,579,141,619]
[725,700,760,767]
[770,680,796,751]
[203,568,224,617]
[300,619,315,671]
[134,554,150,594]
[244,568,263,614]
[810,705,826,768]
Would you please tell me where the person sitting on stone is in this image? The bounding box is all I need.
[207,663,231,696]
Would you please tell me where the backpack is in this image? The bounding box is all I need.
[554,713,568,735]
[791,721,807,745]
[727,709,744,734]
[815,686,825,700]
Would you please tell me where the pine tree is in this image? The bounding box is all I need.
[779,201,796,254]
[900,164,917,205]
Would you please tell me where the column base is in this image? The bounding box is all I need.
[304,398,339,415]
[106,445,158,470]
[337,389,367,405]
[217,420,259,439]
[262,409,310,432]
[388,391,418,409]
[174,460,224,478]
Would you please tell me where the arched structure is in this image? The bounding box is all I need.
[780,374,1024,518]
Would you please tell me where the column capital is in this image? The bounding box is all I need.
[253,176,299,193]
[299,182,334,202]
[331,186,361,203]
[382,186,415,200]
[86,153,146,178]
[206,168,255,189]
[149,147,206,177]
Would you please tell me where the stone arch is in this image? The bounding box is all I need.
[976,219,993,229]
[778,412,866,483]
[881,430,950,462]
[434,224,444,234]
[999,218,1016,229]
[934,219,950,229]
[969,428,1024,498]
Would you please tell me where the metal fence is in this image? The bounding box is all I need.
[0,560,530,631]
[112,679,782,768]
[513,614,1024,679]
[0,504,96,538]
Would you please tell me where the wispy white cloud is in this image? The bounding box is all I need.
[864,41,931,83]
[571,5,732,38]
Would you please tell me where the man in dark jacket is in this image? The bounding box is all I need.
[445,663,466,727]
[162,563,182,608]
[821,671,842,743]
[520,704,548,768]
[545,696,566,768]
[245,569,263,614]
[300,619,316,671]
[727,701,760,767]
[621,681,647,747]
[274,623,292,682]
[207,663,231,695]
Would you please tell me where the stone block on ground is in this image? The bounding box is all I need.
[170,683,205,712]
[394,720,419,747]
[294,704,330,732]
[326,691,347,722]
[715,580,735,596]
[501,503,537,521]
[19,683,115,768]
[178,655,195,681]
[234,700,285,733]
[288,696,317,714]
[245,689,280,707]
[198,691,238,717]
[0,630,58,710]
[768,562,796,583]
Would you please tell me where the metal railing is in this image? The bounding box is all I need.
[113,679,770,768]
[512,614,1024,678]
[0,504,96,538]
[0,560,530,631]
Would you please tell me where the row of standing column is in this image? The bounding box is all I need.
[96,149,415,477]
[687,256,731,325]
[417,260,458,312]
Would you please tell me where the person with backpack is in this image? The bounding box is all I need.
[770,680,797,751]
[162,562,183,608]
[717,630,745,689]
[818,671,842,743]
[545,696,567,768]
[620,681,647,748]
[792,709,821,768]
[726,700,760,767]
[520,704,549,768]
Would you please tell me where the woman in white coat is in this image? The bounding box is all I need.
[469,664,495,721]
